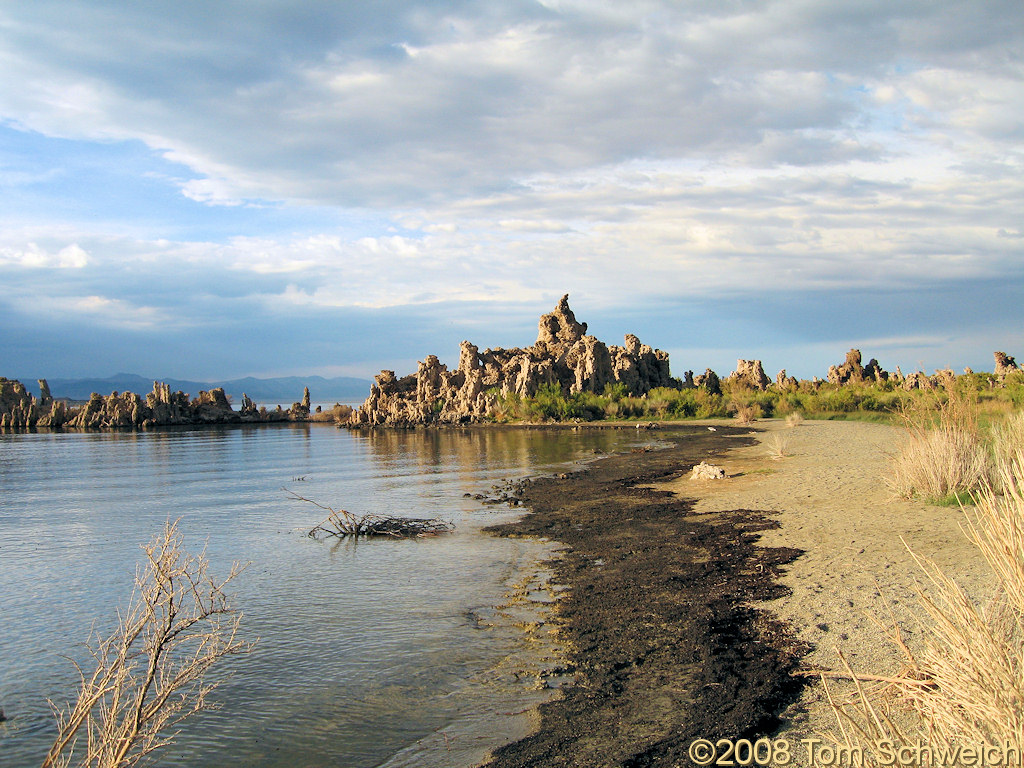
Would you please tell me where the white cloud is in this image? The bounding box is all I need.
[56,243,89,268]
[1,125,1019,318]
[1,1,1018,207]
[0,241,89,268]
[7,292,175,331]
[0,1,1021,378]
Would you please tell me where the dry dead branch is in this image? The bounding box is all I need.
[286,490,454,539]
[42,518,252,768]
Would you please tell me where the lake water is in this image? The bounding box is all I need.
[0,424,645,767]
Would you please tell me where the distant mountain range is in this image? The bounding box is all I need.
[26,373,373,404]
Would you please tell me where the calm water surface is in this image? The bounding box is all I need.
[0,425,644,767]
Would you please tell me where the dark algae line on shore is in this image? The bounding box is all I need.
[485,425,808,768]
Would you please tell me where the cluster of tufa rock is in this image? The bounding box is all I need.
[4,292,1022,432]
[826,349,888,385]
[0,378,63,430]
[0,378,313,430]
[995,351,1020,379]
[350,294,1024,427]
[350,295,679,426]
[721,349,1015,394]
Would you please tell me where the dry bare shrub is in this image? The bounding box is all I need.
[785,411,804,428]
[43,520,252,768]
[730,401,760,425]
[308,403,354,423]
[826,446,1024,761]
[289,490,453,538]
[883,392,989,500]
[765,431,791,459]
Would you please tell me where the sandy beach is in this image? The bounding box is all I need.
[656,418,992,758]
[485,424,807,767]
[482,418,994,767]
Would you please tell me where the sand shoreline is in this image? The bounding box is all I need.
[655,418,991,756]
[478,417,992,766]
[482,424,808,767]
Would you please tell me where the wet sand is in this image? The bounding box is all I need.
[483,424,809,768]
[481,419,990,767]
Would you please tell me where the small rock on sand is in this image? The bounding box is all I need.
[690,461,726,480]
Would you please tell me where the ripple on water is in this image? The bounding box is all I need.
[0,425,644,767]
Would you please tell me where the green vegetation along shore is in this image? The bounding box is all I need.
[489,370,1024,426]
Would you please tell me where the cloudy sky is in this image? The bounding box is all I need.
[2,0,1022,383]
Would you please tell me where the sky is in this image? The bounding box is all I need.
[1,0,1022,383]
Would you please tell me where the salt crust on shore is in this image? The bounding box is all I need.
[654,419,991,760]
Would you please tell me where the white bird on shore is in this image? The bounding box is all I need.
[707,427,717,431]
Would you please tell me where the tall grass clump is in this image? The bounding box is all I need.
[884,391,990,502]
[826,445,1024,759]
[992,411,1024,483]
[765,431,792,459]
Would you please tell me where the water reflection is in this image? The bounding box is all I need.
[357,427,631,505]
[0,425,643,768]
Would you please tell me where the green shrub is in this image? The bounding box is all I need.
[481,374,1024,425]
[603,382,630,400]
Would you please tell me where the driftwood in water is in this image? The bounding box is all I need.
[286,490,454,539]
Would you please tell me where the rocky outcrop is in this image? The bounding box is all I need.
[1,378,39,429]
[351,295,678,426]
[283,386,312,421]
[693,369,722,396]
[901,371,935,391]
[536,294,587,350]
[728,360,769,391]
[239,393,258,416]
[64,383,313,428]
[863,358,888,383]
[995,351,1019,378]
[775,370,798,391]
[0,378,312,430]
[612,334,673,395]
[827,349,889,385]
[38,379,52,407]
[66,385,234,428]
[0,378,69,429]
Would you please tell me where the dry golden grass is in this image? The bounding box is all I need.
[765,431,792,459]
[826,438,1024,762]
[646,396,670,418]
[883,391,989,501]
[992,411,1024,485]
[308,403,354,424]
